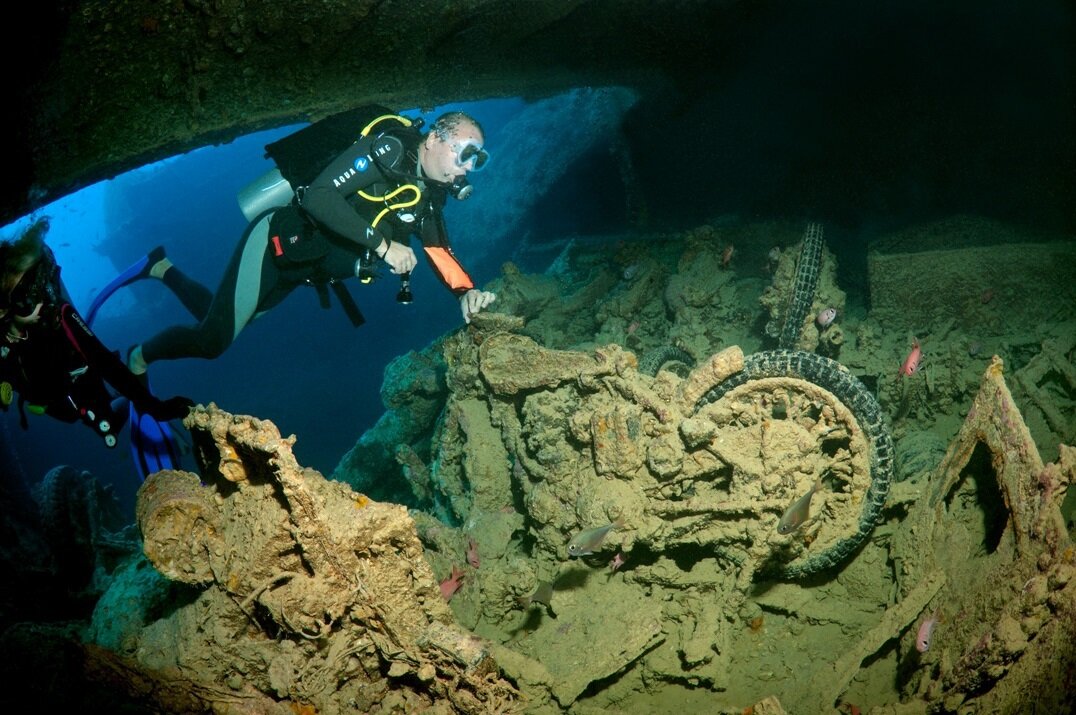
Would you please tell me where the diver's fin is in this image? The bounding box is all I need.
[129,397,181,481]
[85,246,166,327]
[110,395,132,432]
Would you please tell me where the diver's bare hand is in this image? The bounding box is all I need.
[460,289,496,324]
[379,241,417,275]
[5,302,42,341]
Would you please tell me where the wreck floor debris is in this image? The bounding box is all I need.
[1,218,1073,714]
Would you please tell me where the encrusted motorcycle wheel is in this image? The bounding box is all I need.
[694,349,893,579]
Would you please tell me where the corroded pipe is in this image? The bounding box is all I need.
[136,469,222,586]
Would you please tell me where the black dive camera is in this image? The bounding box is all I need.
[397,272,413,305]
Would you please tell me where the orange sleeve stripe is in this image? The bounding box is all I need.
[423,246,475,292]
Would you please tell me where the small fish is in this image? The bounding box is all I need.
[899,337,922,377]
[609,551,626,572]
[567,516,626,557]
[439,565,466,601]
[816,307,837,328]
[517,580,554,609]
[721,244,735,267]
[466,537,480,569]
[916,608,941,652]
[777,478,823,534]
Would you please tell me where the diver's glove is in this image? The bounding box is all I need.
[139,395,195,422]
[459,289,496,324]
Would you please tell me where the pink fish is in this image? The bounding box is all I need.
[609,551,626,572]
[916,608,941,652]
[440,565,466,601]
[466,537,480,569]
[816,307,837,328]
[899,337,922,378]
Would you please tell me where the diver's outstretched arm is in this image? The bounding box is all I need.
[60,304,192,421]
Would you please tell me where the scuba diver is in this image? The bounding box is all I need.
[0,217,193,464]
[122,106,498,376]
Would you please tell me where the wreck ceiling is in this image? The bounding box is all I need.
[6,0,747,227]
[10,2,1074,234]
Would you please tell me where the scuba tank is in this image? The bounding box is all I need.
[236,106,417,223]
[237,167,294,224]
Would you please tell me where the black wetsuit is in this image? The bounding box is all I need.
[0,247,190,444]
[141,114,476,365]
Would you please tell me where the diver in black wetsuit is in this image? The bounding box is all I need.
[0,218,192,447]
[126,108,497,375]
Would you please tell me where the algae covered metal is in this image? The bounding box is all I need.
[68,218,1075,713]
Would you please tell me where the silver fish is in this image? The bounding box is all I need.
[777,479,823,534]
[567,517,625,557]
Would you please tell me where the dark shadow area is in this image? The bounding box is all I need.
[944,441,1008,555]
[519,145,632,242]
[623,1,1076,239]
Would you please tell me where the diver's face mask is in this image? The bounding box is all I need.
[452,140,489,172]
[442,140,485,201]
[2,259,44,316]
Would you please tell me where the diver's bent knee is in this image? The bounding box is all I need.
[194,333,233,359]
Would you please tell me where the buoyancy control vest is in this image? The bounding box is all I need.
[236,105,419,222]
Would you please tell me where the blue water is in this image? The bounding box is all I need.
[2,1,1073,520]
[0,98,528,516]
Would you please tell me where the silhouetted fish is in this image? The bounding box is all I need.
[517,580,554,609]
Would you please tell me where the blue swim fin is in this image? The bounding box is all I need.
[129,396,181,480]
[85,246,165,326]
[86,248,181,479]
